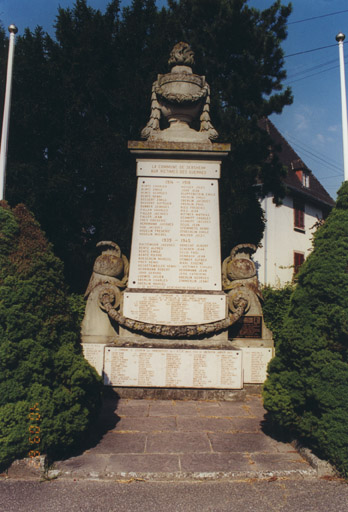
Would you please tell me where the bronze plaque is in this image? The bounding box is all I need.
[231,316,262,339]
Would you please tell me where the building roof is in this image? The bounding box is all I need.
[259,118,335,208]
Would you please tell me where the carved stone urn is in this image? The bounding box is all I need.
[157,69,205,125]
[141,42,218,143]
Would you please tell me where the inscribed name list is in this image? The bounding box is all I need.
[104,347,243,389]
[242,348,273,384]
[123,292,226,325]
[82,344,105,376]
[128,177,221,290]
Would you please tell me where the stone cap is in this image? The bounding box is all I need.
[128,140,231,159]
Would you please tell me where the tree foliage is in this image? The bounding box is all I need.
[0,202,102,470]
[2,0,292,291]
[263,182,348,476]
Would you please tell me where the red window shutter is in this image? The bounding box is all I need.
[294,252,305,275]
[293,198,305,229]
[295,170,303,182]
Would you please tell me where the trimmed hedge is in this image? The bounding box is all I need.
[0,203,102,470]
[263,182,348,476]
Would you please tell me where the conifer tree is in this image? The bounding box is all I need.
[263,182,348,476]
[2,0,292,291]
[0,202,102,470]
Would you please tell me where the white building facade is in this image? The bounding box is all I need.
[254,119,335,287]
[255,193,327,287]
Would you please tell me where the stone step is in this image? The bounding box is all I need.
[108,384,262,401]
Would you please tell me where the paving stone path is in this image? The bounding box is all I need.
[54,394,317,481]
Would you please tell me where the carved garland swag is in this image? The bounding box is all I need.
[88,243,259,338]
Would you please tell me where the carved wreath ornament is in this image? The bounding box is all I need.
[155,76,209,105]
[84,242,262,338]
[98,289,247,338]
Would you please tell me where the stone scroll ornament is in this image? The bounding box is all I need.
[222,244,264,317]
[140,42,218,142]
[81,241,129,341]
[87,242,260,338]
[84,241,129,310]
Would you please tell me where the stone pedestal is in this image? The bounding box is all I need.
[82,141,273,389]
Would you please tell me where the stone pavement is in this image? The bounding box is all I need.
[52,392,330,482]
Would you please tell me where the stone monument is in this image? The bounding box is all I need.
[81,43,273,394]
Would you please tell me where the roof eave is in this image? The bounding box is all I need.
[285,184,335,209]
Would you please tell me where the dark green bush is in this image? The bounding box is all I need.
[0,202,102,470]
[262,285,294,347]
[263,182,348,476]
[68,293,86,326]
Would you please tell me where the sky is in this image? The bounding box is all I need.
[0,0,347,198]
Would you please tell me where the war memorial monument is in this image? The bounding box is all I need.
[81,43,273,395]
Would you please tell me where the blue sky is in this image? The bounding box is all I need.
[0,0,347,198]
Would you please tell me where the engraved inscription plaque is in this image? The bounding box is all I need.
[82,343,105,376]
[137,160,221,178]
[233,316,262,338]
[128,178,221,290]
[123,292,226,325]
[104,347,243,389]
[242,347,273,384]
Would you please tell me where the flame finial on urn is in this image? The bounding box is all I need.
[141,42,218,142]
[168,42,195,68]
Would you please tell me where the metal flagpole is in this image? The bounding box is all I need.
[336,33,348,182]
[0,24,18,201]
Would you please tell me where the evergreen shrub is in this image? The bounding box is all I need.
[68,293,86,326]
[263,182,348,476]
[0,202,102,471]
[262,285,294,347]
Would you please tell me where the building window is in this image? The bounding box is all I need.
[302,172,310,188]
[294,252,305,275]
[293,197,305,230]
[295,169,310,188]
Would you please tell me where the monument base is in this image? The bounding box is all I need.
[82,341,273,389]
